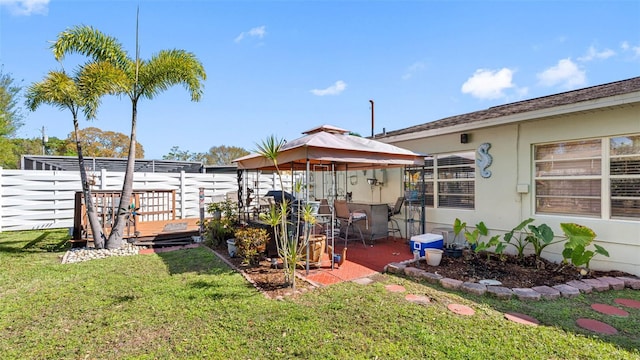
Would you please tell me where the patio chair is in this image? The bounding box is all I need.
[388,196,404,239]
[333,200,368,248]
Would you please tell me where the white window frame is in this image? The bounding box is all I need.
[534,134,640,220]
[422,151,475,209]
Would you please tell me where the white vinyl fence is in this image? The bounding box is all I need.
[0,168,286,232]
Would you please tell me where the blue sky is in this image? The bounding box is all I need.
[1,0,639,159]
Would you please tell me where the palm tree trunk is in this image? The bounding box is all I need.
[106,102,137,249]
[73,118,104,248]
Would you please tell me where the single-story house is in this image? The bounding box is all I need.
[374,76,640,276]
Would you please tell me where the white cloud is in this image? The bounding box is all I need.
[234,25,266,43]
[621,41,640,58]
[310,80,347,96]
[537,58,586,89]
[578,45,616,62]
[0,0,48,16]
[461,68,515,100]
[402,61,425,80]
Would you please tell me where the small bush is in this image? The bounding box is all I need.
[204,218,235,247]
[234,226,270,265]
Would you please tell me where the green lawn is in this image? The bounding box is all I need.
[1,230,639,359]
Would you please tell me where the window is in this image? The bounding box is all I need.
[411,152,475,209]
[534,134,640,220]
[610,135,640,218]
[436,152,475,209]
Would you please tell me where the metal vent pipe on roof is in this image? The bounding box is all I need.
[369,99,374,138]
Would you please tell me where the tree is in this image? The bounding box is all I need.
[163,145,249,165]
[163,145,203,162]
[53,24,206,248]
[25,63,127,248]
[0,67,24,168]
[205,145,249,165]
[69,127,144,158]
[0,67,24,137]
[44,136,76,156]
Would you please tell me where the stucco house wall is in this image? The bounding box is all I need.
[376,78,640,276]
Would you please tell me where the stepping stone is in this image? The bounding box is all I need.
[461,282,487,296]
[591,303,629,317]
[576,318,618,335]
[615,298,640,309]
[566,280,593,294]
[486,286,514,300]
[531,285,561,300]
[405,294,430,304]
[597,276,625,290]
[504,312,540,326]
[440,278,463,290]
[479,279,502,286]
[352,277,374,285]
[552,284,581,298]
[512,288,542,301]
[580,278,609,292]
[448,303,475,316]
[616,277,640,290]
[385,284,406,293]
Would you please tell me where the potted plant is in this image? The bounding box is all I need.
[207,201,225,220]
[204,199,238,249]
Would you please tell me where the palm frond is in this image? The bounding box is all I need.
[52,25,130,69]
[25,71,79,114]
[137,49,206,101]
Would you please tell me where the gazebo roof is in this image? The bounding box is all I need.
[234,124,425,171]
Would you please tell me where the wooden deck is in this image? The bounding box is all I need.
[130,218,201,247]
[72,217,203,248]
[73,190,204,247]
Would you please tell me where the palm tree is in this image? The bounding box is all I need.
[52,25,206,249]
[25,63,126,248]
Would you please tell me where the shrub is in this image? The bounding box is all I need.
[234,226,270,265]
[204,218,235,247]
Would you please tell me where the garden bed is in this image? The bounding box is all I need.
[210,243,317,299]
[409,251,633,288]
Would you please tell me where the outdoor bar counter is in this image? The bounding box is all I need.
[347,201,389,244]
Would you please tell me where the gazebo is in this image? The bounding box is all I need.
[234,124,425,271]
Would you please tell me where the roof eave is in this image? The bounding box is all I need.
[380,91,640,144]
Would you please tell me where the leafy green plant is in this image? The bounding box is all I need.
[560,223,609,270]
[527,223,557,258]
[502,218,535,258]
[256,135,317,290]
[453,218,503,257]
[502,218,559,259]
[234,226,270,265]
[204,218,235,247]
[207,199,236,218]
[205,199,238,247]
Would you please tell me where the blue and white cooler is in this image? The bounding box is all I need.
[409,233,444,257]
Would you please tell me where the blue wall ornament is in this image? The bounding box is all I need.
[476,143,493,178]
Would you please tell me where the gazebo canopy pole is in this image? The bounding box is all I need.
[305,157,310,275]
